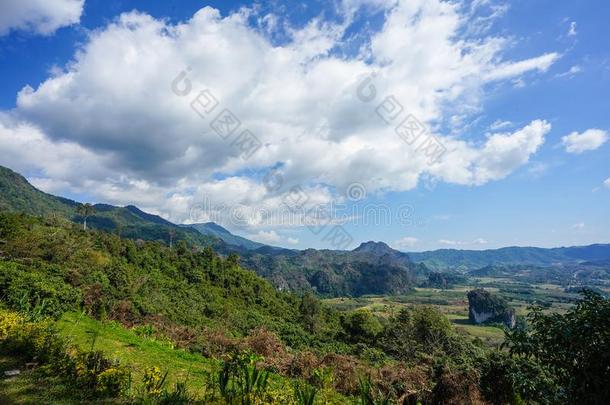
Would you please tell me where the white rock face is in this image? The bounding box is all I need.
[471,308,516,328]
[471,309,494,324]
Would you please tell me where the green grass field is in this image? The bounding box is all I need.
[57,312,215,391]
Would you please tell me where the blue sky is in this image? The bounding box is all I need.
[0,0,609,251]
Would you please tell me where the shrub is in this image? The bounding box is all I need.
[97,367,131,397]
[143,366,168,397]
[0,308,131,399]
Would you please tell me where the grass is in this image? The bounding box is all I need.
[0,354,123,404]
[54,312,350,404]
[57,312,215,393]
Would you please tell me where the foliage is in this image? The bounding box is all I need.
[293,380,318,405]
[480,351,558,405]
[202,352,271,404]
[0,212,338,348]
[0,308,131,398]
[504,290,610,404]
[357,376,391,405]
[76,203,96,230]
[341,310,383,344]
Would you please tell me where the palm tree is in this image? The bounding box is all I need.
[76,203,96,230]
[169,229,177,249]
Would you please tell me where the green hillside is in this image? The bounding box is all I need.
[0,165,218,249]
[0,166,77,217]
[184,222,266,250]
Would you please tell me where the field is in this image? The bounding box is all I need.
[323,277,583,347]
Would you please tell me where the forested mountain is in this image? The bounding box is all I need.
[2,164,609,296]
[0,165,217,248]
[183,222,266,250]
[408,244,610,271]
[235,241,428,296]
[0,165,423,296]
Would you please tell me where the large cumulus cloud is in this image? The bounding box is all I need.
[3,0,557,226]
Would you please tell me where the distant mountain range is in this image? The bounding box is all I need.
[182,222,266,250]
[1,164,609,295]
[409,244,610,271]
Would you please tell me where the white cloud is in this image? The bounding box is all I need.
[527,161,549,178]
[393,236,418,250]
[438,239,461,246]
[568,21,577,37]
[435,120,550,186]
[1,1,559,227]
[604,178,610,188]
[572,222,585,230]
[555,65,582,78]
[439,238,488,246]
[561,129,608,154]
[250,230,299,246]
[250,230,282,244]
[489,119,512,131]
[0,0,84,36]
[485,53,560,81]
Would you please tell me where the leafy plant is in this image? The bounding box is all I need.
[357,376,390,405]
[293,380,318,405]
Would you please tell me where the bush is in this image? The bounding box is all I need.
[97,367,131,397]
[0,308,131,399]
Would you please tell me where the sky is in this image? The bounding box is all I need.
[0,0,609,252]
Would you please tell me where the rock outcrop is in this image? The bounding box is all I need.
[467,288,516,328]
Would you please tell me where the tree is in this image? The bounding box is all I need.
[505,290,610,404]
[299,292,321,333]
[76,203,96,230]
[227,253,240,266]
[341,309,383,344]
[168,229,176,249]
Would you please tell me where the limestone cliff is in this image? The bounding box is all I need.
[467,289,516,328]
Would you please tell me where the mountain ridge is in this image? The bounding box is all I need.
[2,164,610,295]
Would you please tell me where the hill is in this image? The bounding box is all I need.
[2,164,609,295]
[0,165,423,296]
[183,222,266,250]
[408,244,610,271]
[235,241,428,296]
[0,165,218,249]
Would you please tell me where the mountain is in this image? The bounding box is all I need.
[2,164,609,296]
[0,165,78,217]
[235,241,428,296]
[0,165,214,247]
[0,165,421,296]
[183,222,265,250]
[408,244,610,271]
